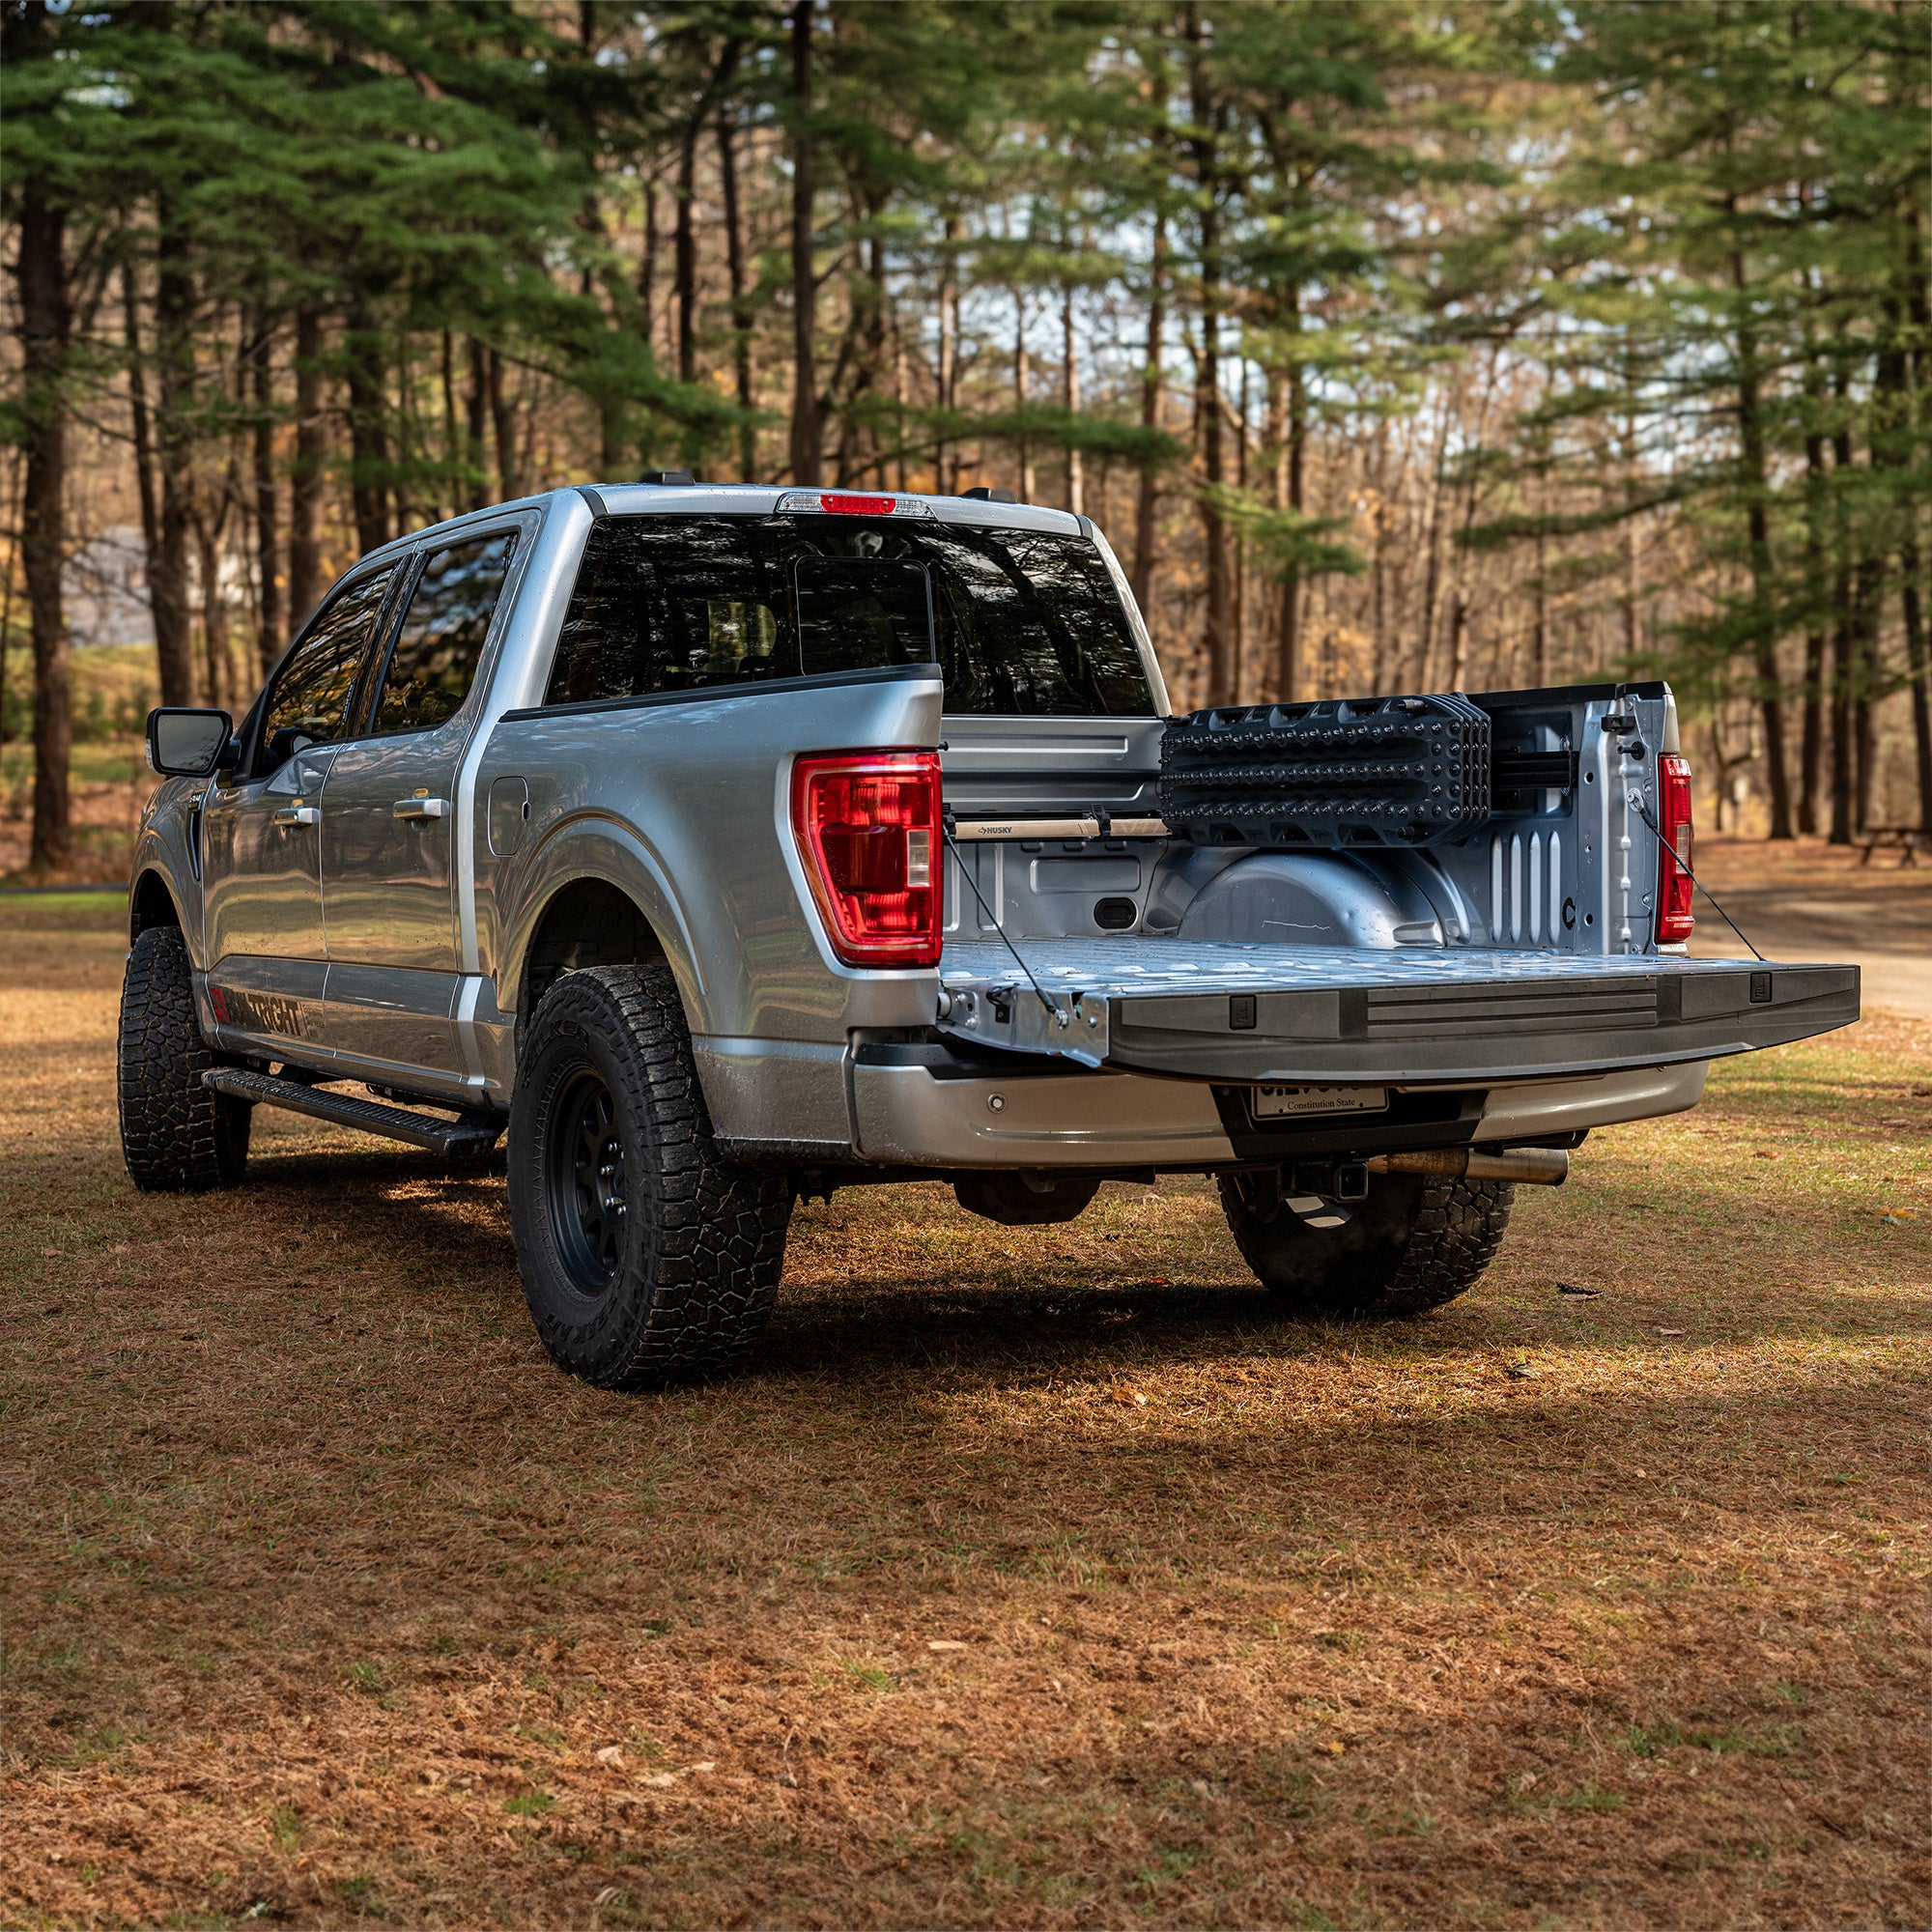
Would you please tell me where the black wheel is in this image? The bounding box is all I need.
[507,964,793,1387]
[1218,1168,1513,1319]
[117,923,251,1192]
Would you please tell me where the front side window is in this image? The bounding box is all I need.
[260,564,397,762]
[372,530,519,735]
[544,515,1154,717]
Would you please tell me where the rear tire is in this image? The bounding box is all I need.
[1218,1169,1512,1319]
[507,964,793,1387]
[117,924,251,1192]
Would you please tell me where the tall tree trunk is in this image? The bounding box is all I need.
[1231,357,1247,703]
[1062,280,1083,517]
[121,256,169,683]
[1829,400,1856,842]
[1186,13,1231,708]
[1265,363,1287,695]
[865,227,892,487]
[1416,400,1453,691]
[787,0,821,485]
[287,308,325,634]
[1799,629,1826,835]
[193,507,232,710]
[1129,213,1165,621]
[1621,513,1640,661]
[391,328,419,534]
[1829,592,1854,844]
[440,328,461,514]
[892,319,909,493]
[1731,235,1794,838]
[250,304,281,674]
[674,114,701,386]
[345,302,392,551]
[1828,654,1852,838]
[1797,310,1830,835]
[465,336,489,511]
[639,177,662,360]
[152,201,199,707]
[1904,225,1932,832]
[15,178,71,870]
[1874,284,1932,831]
[717,105,756,481]
[1903,527,1932,833]
[1852,556,1882,835]
[1800,422,1829,836]
[1532,527,1548,688]
[486,345,521,502]
[1192,298,1229,706]
[0,454,19,747]
[936,213,959,497]
[1012,287,1036,503]
[1275,287,1305,703]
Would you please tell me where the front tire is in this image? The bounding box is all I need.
[117,924,251,1192]
[1219,1169,1513,1319]
[507,965,793,1388]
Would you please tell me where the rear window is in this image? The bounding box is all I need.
[543,514,1155,717]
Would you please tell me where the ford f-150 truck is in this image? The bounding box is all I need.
[124,480,1860,1387]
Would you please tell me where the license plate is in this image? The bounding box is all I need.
[1251,1085,1389,1120]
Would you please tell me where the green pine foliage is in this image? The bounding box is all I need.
[1,0,1926,867]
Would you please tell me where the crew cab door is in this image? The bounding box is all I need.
[199,559,400,1059]
[318,527,520,1075]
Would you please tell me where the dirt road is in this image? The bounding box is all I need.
[1689,838,1932,1021]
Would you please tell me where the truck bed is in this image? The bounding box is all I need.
[934,936,1860,1084]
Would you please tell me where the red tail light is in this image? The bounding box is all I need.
[1656,753,1695,944]
[791,751,943,967]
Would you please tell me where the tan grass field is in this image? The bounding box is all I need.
[1,895,1927,1930]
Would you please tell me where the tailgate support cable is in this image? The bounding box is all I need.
[1612,696,1766,963]
[940,816,1065,1028]
[1630,793,1766,962]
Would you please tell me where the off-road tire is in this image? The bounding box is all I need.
[117,923,251,1192]
[507,964,793,1387]
[1218,1169,1513,1319]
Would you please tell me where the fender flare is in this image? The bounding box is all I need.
[497,812,708,1028]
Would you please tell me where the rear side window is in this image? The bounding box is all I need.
[261,564,397,757]
[371,530,518,735]
[544,515,1154,717]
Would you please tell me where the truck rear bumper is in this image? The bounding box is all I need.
[934,937,1859,1084]
[847,1051,1708,1171]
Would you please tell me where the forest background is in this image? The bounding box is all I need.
[1,0,1926,877]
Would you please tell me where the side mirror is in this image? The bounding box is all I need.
[147,707,235,779]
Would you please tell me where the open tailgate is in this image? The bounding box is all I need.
[934,936,1859,1083]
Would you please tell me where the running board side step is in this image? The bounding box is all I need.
[202,1067,503,1157]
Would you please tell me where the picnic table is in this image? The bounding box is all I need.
[1858,826,1928,867]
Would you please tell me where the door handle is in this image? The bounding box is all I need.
[270,805,320,829]
[392,797,450,821]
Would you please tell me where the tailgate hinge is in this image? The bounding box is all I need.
[936,974,1110,1067]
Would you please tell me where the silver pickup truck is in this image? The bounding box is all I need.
[124,481,1858,1386]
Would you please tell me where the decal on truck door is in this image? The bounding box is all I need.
[209,986,318,1039]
